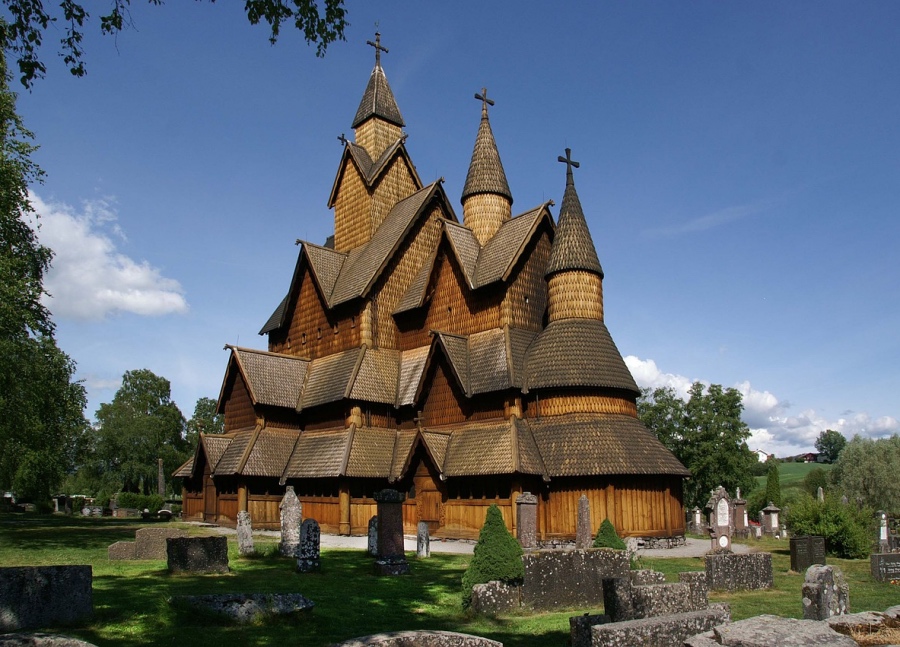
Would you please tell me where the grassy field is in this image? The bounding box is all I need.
[754,460,833,492]
[0,514,896,647]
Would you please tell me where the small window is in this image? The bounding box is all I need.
[333,323,338,335]
[317,327,322,340]
[351,316,356,328]
[301,333,307,345]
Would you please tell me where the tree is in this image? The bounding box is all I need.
[0,0,348,88]
[93,369,188,495]
[185,396,224,447]
[786,494,873,559]
[0,45,88,503]
[461,504,523,608]
[830,434,900,515]
[803,467,829,498]
[638,382,757,510]
[764,459,781,508]
[815,429,847,464]
[592,518,626,550]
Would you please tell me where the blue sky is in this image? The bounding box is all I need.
[14,1,900,456]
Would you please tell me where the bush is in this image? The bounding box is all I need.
[115,492,165,513]
[804,467,829,498]
[786,494,874,559]
[592,518,626,550]
[461,504,523,608]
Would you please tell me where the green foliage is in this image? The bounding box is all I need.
[115,492,164,513]
[461,504,523,608]
[803,467,829,498]
[0,46,88,503]
[764,459,782,508]
[830,435,900,515]
[638,383,757,509]
[0,1,348,88]
[592,518,626,550]
[185,397,224,447]
[815,429,847,463]
[90,369,188,495]
[786,494,874,559]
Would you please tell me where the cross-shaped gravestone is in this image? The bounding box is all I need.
[558,147,580,185]
[367,32,389,65]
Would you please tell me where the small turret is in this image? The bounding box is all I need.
[352,32,404,160]
[545,148,604,323]
[461,88,512,245]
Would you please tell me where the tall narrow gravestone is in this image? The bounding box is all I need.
[236,510,255,557]
[417,521,430,558]
[374,489,409,575]
[367,515,378,557]
[706,486,732,552]
[516,492,538,551]
[575,495,592,550]
[279,486,302,557]
[761,502,781,537]
[297,519,320,573]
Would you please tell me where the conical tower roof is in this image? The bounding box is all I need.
[352,33,404,128]
[461,89,512,205]
[545,149,603,278]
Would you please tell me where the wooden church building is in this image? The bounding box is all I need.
[176,36,689,540]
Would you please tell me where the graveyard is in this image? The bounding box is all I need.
[0,512,897,646]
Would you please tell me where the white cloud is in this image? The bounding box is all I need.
[625,355,900,457]
[29,192,188,320]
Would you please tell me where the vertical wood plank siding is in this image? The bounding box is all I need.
[224,373,256,431]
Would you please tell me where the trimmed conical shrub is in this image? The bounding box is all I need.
[592,518,626,550]
[461,504,524,608]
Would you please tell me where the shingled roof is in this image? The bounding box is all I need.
[524,318,639,394]
[461,98,512,204]
[545,155,603,278]
[352,60,404,128]
[326,138,423,209]
[225,346,309,409]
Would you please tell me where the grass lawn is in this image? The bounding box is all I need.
[755,461,833,491]
[1,514,897,647]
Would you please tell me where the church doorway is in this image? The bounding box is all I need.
[411,451,443,533]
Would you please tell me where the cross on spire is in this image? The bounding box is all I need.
[558,147,580,185]
[475,87,494,117]
[367,31,389,66]
[337,133,348,145]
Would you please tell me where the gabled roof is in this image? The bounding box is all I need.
[214,428,257,476]
[545,161,603,278]
[352,62,404,128]
[524,318,639,395]
[437,418,544,477]
[528,413,690,477]
[259,294,289,335]
[461,101,512,204]
[326,138,423,208]
[397,346,429,407]
[241,428,299,477]
[304,241,347,301]
[221,346,309,410]
[172,456,194,478]
[282,427,353,480]
[468,328,512,394]
[349,348,400,405]
[299,347,366,411]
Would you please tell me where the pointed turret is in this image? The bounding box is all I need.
[546,149,605,322]
[461,88,512,245]
[352,32,404,159]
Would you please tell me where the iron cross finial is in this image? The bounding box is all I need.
[474,87,494,116]
[558,147,580,185]
[337,133,348,145]
[367,32,389,66]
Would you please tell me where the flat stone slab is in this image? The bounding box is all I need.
[171,593,314,624]
[592,608,729,647]
[0,635,97,647]
[710,615,857,646]
[0,566,93,632]
[329,630,503,646]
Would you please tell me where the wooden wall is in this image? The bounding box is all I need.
[501,227,552,332]
[223,372,256,431]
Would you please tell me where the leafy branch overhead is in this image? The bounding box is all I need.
[0,0,349,87]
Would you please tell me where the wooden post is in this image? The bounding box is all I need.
[339,484,351,535]
[238,482,248,513]
[510,480,522,535]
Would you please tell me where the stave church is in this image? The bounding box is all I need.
[175,35,689,540]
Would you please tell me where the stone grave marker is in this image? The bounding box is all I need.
[297,519,320,573]
[870,552,900,583]
[706,486,732,552]
[817,486,825,503]
[802,564,849,620]
[367,515,378,557]
[732,490,747,538]
[575,495,592,550]
[516,491,537,551]
[0,565,93,631]
[167,536,229,574]
[374,489,409,575]
[417,521,430,558]
[761,502,781,537]
[790,535,826,573]
[236,510,255,557]
[877,511,890,552]
[279,485,302,557]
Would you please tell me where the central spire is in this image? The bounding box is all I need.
[461,87,512,245]
[352,32,404,159]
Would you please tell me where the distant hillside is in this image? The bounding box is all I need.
[754,461,833,491]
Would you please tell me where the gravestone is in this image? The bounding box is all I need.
[236,511,255,557]
[870,552,900,582]
[877,511,890,552]
[296,519,320,573]
[817,486,825,503]
[0,566,93,631]
[575,495,592,550]
[367,515,378,557]
[417,521,430,558]
[279,486,302,557]
[516,492,538,551]
[705,552,773,591]
[374,489,409,575]
[761,502,781,537]
[732,491,747,538]
[706,486,732,552]
[802,565,849,620]
[690,507,703,533]
[790,535,826,573]
[166,536,229,574]
[108,527,187,561]
[840,494,849,506]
